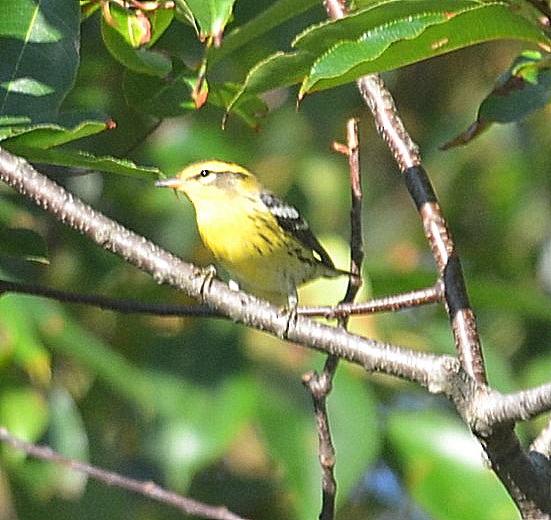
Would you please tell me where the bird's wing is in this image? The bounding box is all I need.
[260,192,337,270]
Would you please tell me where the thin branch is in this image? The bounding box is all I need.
[356,78,487,385]
[0,427,249,520]
[298,283,442,318]
[0,279,221,317]
[303,118,364,520]
[339,117,364,302]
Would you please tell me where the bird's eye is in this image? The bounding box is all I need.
[199,170,211,178]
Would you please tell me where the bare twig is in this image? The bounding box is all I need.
[303,118,364,520]
[298,283,442,318]
[0,426,249,520]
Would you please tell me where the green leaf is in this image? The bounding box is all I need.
[0,144,162,179]
[443,51,551,148]
[0,388,49,448]
[293,0,475,51]
[154,375,257,489]
[148,8,175,46]
[226,1,493,112]
[487,55,551,111]
[226,51,315,116]
[301,2,550,94]
[13,295,255,490]
[258,384,320,519]
[101,15,172,76]
[329,369,380,499]
[0,0,80,120]
[106,3,151,48]
[46,388,89,498]
[258,369,379,519]
[209,0,321,64]
[175,0,236,46]
[0,120,113,147]
[0,227,48,264]
[388,410,517,520]
[302,10,449,95]
[124,71,267,128]
[210,83,268,129]
[0,297,52,386]
[0,119,159,178]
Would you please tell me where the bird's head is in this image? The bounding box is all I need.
[155,160,261,205]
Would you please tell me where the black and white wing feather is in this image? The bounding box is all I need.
[260,192,337,271]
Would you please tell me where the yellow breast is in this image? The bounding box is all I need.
[191,196,318,299]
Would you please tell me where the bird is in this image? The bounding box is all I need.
[155,159,351,307]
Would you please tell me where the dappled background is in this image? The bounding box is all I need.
[0,1,550,519]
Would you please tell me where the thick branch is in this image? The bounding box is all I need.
[0,147,452,388]
[474,383,551,429]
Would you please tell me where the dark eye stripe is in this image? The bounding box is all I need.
[195,170,248,180]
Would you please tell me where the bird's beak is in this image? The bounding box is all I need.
[155,177,182,189]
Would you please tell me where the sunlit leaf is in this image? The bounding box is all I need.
[300,2,549,95]
[0,144,161,179]
[174,0,236,46]
[101,14,171,76]
[0,388,48,447]
[0,0,80,120]
[209,0,321,63]
[0,120,113,147]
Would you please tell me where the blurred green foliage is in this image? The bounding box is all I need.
[0,0,550,519]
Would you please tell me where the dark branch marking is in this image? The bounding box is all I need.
[404,165,437,211]
[443,254,471,318]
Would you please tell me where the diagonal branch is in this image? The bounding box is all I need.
[0,146,453,388]
[356,76,487,386]
[0,426,249,520]
[321,1,551,516]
